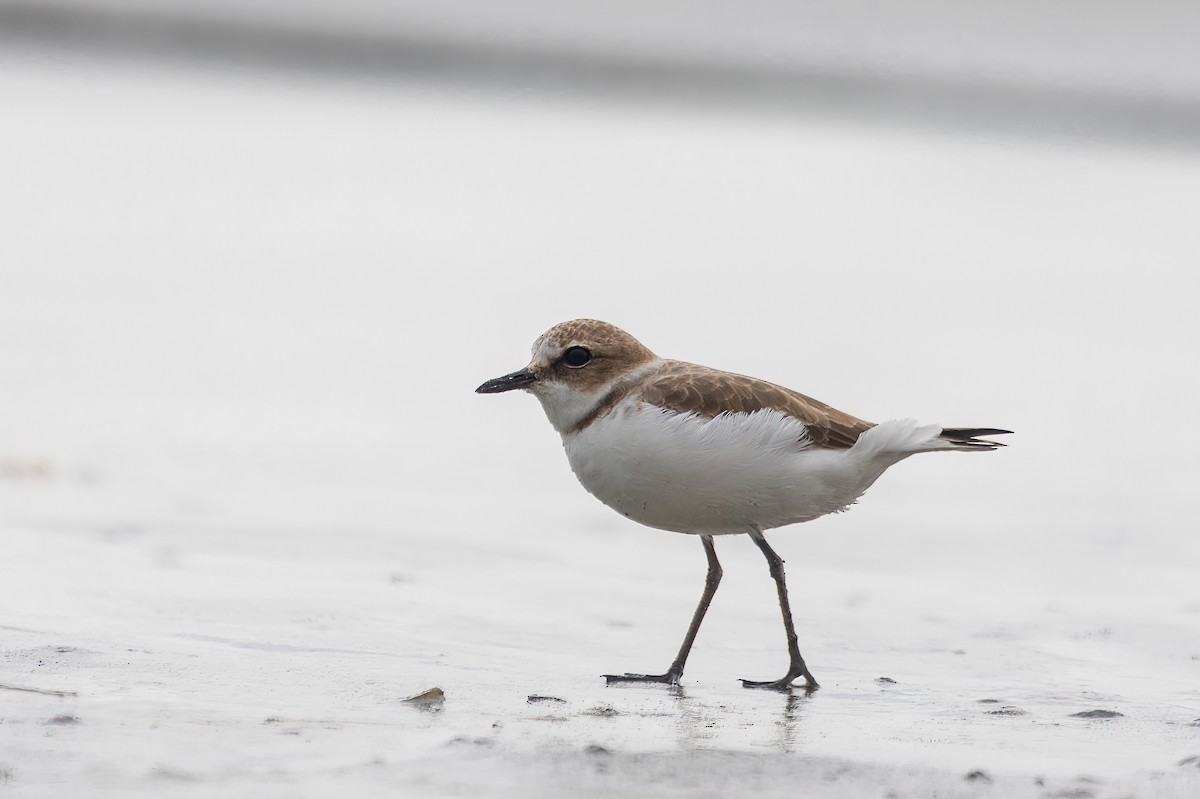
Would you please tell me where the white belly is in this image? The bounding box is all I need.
[563,401,895,535]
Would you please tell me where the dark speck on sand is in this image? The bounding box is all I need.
[1070,710,1123,719]
[527,695,567,705]
[45,715,80,725]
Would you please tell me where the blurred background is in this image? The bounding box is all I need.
[2,1,1199,794]
[3,0,1198,517]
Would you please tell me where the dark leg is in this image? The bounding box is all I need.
[741,531,818,693]
[605,535,722,686]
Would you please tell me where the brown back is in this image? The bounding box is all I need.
[637,361,875,450]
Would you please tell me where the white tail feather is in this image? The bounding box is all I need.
[853,419,948,457]
[852,420,1009,457]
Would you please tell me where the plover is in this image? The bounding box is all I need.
[477,319,1009,691]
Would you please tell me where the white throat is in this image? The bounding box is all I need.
[531,359,663,435]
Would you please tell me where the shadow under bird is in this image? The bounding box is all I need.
[477,319,1010,692]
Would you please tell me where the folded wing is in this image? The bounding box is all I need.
[637,361,876,450]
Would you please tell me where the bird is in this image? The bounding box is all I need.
[476,319,1010,692]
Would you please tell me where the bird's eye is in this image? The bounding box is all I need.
[561,346,593,368]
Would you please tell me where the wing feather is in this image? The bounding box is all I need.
[637,361,875,450]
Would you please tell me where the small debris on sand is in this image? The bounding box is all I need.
[581,705,620,717]
[584,744,611,756]
[964,770,991,783]
[403,687,445,710]
[1070,710,1123,719]
[876,677,897,685]
[1179,755,1200,769]
[45,715,80,725]
[986,707,1028,716]
[977,698,1001,704]
[527,695,567,705]
[447,736,493,747]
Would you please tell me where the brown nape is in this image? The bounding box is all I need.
[638,361,876,450]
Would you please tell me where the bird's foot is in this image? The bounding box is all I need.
[740,671,818,694]
[604,670,681,686]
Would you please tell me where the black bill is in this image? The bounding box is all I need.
[476,368,537,394]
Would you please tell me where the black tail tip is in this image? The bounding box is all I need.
[939,427,1013,449]
[941,427,1014,438]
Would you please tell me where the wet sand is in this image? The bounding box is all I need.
[4,506,1200,797]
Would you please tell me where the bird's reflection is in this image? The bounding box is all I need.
[776,690,804,752]
[666,684,810,753]
[667,686,720,746]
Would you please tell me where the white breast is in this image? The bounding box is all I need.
[562,400,899,535]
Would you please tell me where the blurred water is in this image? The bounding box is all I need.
[4,1,1200,146]
[1,49,1199,797]
[7,0,1200,96]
